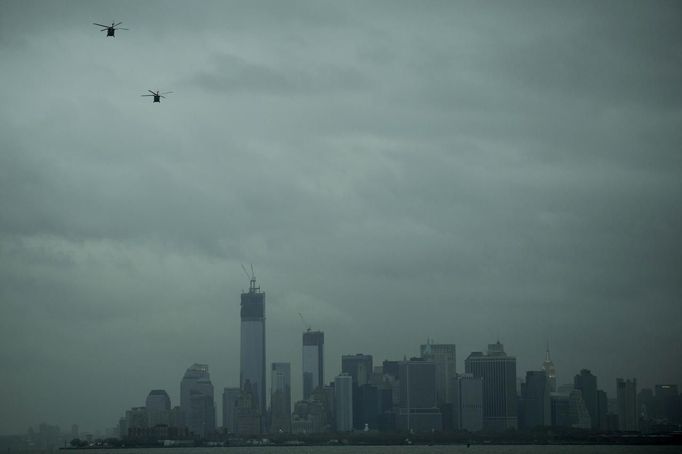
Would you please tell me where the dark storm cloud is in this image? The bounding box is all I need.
[0,0,681,435]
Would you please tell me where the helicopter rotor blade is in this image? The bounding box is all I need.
[114,22,123,27]
[141,94,154,97]
[116,28,129,30]
[93,23,108,28]
[148,90,157,95]
[161,91,174,95]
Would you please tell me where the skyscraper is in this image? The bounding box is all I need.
[240,273,266,422]
[456,373,483,432]
[397,358,442,432]
[574,369,598,429]
[420,341,456,405]
[222,387,240,433]
[654,384,680,422]
[542,344,556,393]
[302,330,324,400]
[342,353,373,429]
[145,389,171,427]
[180,364,216,438]
[568,389,592,429]
[519,371,550,428]
[341,354,373,386]
[335,374,353,432]
[270,362,291,433]
[617,378,638,431]
[464,341,518,431]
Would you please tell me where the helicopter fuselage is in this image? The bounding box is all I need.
[107,28,115,37]
[153,95,160,102]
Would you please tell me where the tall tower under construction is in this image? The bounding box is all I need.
[302,329,324,400]
[240,270,266,425]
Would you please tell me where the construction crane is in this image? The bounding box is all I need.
[241,263,258,292]
[298,312,311,332]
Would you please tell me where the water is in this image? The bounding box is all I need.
[72,446,680,454]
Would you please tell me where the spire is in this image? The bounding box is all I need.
[542,341,557,392]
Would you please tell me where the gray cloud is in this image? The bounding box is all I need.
[0,0,680,435]
[190,53,370,95]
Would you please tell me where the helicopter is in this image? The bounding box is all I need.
[141,90,173,103]
[93,21,128,37]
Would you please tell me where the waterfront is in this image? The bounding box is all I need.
[65,447,682,454]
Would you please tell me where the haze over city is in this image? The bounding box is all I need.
[0,0,680,436]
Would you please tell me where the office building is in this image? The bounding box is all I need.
[235,381,262,435]
[145,389,171,427]
[465,341,518,431]
[342,353,374,429]
[396,358,442,432]
[617,378,638,431]
[240,273,266,422]
[222,387,240,433]
[596,389,609,430]
[180,364,216,438]
[302,330,324,400]
[357,384,382,430]
[654,384,680,423]
[574,369,598,429]
[342,354,373,386]
[456,373,483,432]
[550,394,570,427]
[519,371,550,428]
[270,362,292,433]
[420,341,456,405]
[568,389,592,429]
[335,374,353,432]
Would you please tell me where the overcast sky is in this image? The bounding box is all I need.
[1,0,681,435]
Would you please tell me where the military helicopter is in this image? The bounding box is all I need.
[93,21,128,37]
[141,90,173,103]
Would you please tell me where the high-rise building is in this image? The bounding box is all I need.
[519,371,550,428]
[542,344,556,393]
[342,354,373,386]
[396,358,442,432]
[302,330,324,400]
[617,378,638,431]
[335,374,353,432]
[291,398,327,433]
[180,364,216,438]
[550,394,570,427]
[222,387,240,433]
[574,369,598,429]
[596,389,609,430]
[342,353,374,429]
[145,389,171,427]
[464,341,517,431]
[420,341,456,405]
[568,389,592,429]
[240,273,266,422]
[654,384,680,423]
[270,362,292,433]
[235,382,262,435]
[456,373,483,432]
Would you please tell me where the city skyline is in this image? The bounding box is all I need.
[1,0,681,436]
[27,294,682,436]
